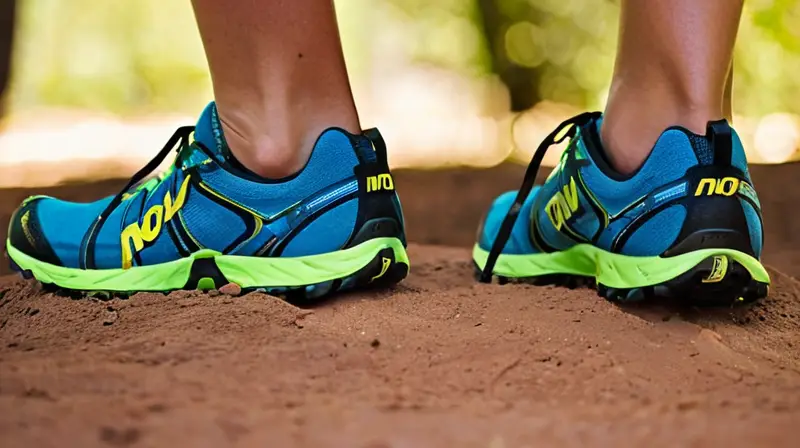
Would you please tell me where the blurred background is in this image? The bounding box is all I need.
[1,0,800,187]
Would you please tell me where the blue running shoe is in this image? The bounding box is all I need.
[6,102,409,299]
[475,112,769,305]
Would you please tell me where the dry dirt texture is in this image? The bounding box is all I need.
[2,164,800,447]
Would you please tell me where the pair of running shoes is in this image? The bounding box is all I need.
[5,103,769,304]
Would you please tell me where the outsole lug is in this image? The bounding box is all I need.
[9,258,33,279]
[245,247,409,304]
[475,253,769,307]
[8,247,409,303]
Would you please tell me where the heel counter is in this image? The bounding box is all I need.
[347,128,407,248]
[664,120,763,258]
[664,193,757,258]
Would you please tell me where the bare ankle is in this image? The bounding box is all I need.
[602,84,724,175]
[215,99,360,179]
[216,108,314,179]
[228,133,311,178]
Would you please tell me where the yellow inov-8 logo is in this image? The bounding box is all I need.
[120,175,192,269]
[545,177,580,230]
[694,177,740,197]
[366,173,394,193]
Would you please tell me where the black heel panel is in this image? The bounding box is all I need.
[346,128,407,249]
[664,165,757,257]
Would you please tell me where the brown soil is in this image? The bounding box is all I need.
[2,164,800,447]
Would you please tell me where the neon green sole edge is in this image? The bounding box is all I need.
[6,237,409,292]
[472,243,770,289]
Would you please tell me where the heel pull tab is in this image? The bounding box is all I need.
[363,128,388,163]
[707,119,732,166]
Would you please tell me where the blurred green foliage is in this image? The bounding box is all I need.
[7,0,800,117]
[389,0,800,115]
[10,0,211,114]
[736,0,800,116]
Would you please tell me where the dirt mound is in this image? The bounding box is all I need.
[2,165,800,446]
[2,246,800,447]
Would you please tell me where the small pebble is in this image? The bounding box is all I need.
[219,283,242,296]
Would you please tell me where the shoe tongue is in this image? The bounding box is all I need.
[193,101,230,164]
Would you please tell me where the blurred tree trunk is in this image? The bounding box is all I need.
[0,0,16,119]
[477,0,542,112]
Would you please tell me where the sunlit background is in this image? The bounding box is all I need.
[1,0,800,187]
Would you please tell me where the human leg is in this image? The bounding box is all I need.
[475,0,767,304]
[601,0,743,174]
[191,0,361,178]
[6,1,408,298]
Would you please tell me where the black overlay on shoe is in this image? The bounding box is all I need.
[344,127,407,250]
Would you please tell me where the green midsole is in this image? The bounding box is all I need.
[473,244,770,288]
[6,237,409,291]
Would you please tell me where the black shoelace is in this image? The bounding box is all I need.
[478,111,601,283]
[81,126,195,268]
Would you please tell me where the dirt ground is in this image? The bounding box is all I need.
[2,164,800,447]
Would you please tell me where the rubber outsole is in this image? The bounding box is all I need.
[474,252,769,307]
[6,238,409,303]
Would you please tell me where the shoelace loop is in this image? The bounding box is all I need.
[478,111,601,283]
[97,125,195,223]
[81,126,195,269]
